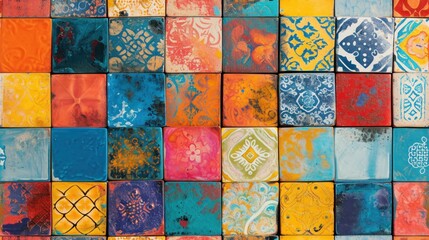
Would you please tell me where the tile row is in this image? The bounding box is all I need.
[0,237,427,240]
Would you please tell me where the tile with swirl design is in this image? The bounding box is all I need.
[222,182,279,235]
[2,0,50,17]
[108,181,164,236]
[165,182,221,235]
[394,0,429,17]
[0,19,51,73]
[166,74,220,126]
[167,237,220,240]
[335,0,392,17]
[167,0,221,16]
[164,127,221,181]
[336,17,394,72]
[222,128,278,182]
[223,74,278,127]
[107,0,165,17]
[51,0,107,17]
[280,17,335,72]
[109,18,164,72]
[52,18,108,73]
[280,0,333,16]
[223,0,278,17]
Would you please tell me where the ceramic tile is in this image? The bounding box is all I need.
[282,237,333,240]
[223,74,278,127]
[52,128,107,181]
[335,0,392,17]
[0,77,3,127]
[167,0,221,16]
[107,73,165,127]
[167,238,220,240]
[107,0,165,17]
[164,127,221,181]
[335,183,392,235]
[108,181,164,236]
[394,18,429,72]
[54,238,106,240]
[393,238,429,240]
[108,18,164,72]
[279,73,335,126]
[280,0,334,16]
[393,128,429,181]
[336,73,392,126]
[1,73,51,127]
[108,128,163,180]
[222,182,279,235]
[226,237,278,240]
[1,238,51,240]
[280,17,335,72]
[0,182,51,235]
[166,17,221,73]
[2,0,50,17]
[336,17,394,72]
[222,128,278,182]
[52,18,108,73]
[0,19,51,73]
[394,0,429,17]
[223,0,278,17]
[166,74,221,126]
[165,182,221,235]
[223,18,278,73]
[394,183,429,235]
[279,127,334,181]
[393,73,429,126]
[51,74,106,127]
[52,182,107,235]
[336,237,392,240]
[335,128,392,181]
[51,0,107,17]
[109,238,163,240]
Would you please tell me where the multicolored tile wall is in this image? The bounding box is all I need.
[1,0,429,239]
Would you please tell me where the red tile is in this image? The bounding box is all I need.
[3,0,50,17]
[394,0,429,17]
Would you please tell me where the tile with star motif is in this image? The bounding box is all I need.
[394,0,429,17]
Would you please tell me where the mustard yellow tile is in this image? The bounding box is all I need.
[0,75,3,127]
[280,182,334,235]
[2,73,50,127]
[280,237,334,240]
[52,182,107,235]
[280,0,334,16]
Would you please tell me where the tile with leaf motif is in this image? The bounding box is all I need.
[51,0,107,17]
[2,0,50,17]
[280,0,334,16]
[107,0,165,17]
[167,0,221,16]
[394,0,429,17]
[223,0,278,17]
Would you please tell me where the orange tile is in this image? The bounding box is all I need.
[2,0,50,17]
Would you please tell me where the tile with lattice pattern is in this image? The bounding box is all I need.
[167,0,221,16]
[52,182,107,236]
[51,0,107,17]
[394,0,429,17]
[2,0,50,17]
[280,0,334,16]
[223,0,278,17]
[108,0,165,17]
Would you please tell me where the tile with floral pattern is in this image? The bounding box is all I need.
[394,0,429,17]
[167,0,221,16]
[108,0,165,16]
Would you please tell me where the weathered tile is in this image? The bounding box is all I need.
[0,129,50,182]
[107,0,165,17]
[108,181,164,236]
[167,237,220,240]
[279,127,334,181]
[164,127,221,181]
[222,182,279,235]
[222,128,278,182]
[0,76,3,127]
[279,73,335,126]
[2,0,50,17]
[166,74,221,126]
[109,238,163,240]
[336,237,392,240]
[51,0,107,17]
[0,182,51,235]
[226,237,278,240]
[282,237,333,240]
[335,128,392,181]
[52,18,108,73]
[280,17,335,72]
[166,17,221,73]
[52,182,107,235]
[108,128,163,180]
[280,0,334,16]
[107,73,165,127]
[167,0,221,16]
[51,74,106,127]
[336,73,392,126]
[223,0,278,17]
[335,0,392,17]
[280,182,334,236]
[52,128,107,181]
[336,17,394,72]
[394,19,429,72]
[54,238,106,240]
[335,183,392,235]
[1,238,51,240]
[0,19,51,72]
[165,182,221,235]
[394,183,429,235]
[1,73,51,127]
[394,0,429,17]
[223,18,278,73]
[109,18,164,72]
[393,237,429,240]
[223,74,278,126]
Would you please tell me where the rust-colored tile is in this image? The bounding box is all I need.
[3,0,50,17]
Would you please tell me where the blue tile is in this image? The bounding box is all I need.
[223,0,279,17]
[51,0,107,17]
[335,0,392,17]
[52,128,107,181]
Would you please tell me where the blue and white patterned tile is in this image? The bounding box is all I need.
[335,0,392,17]
[336,17,394,73]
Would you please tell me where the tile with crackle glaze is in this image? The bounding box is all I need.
[108,181,164,236]
[223,74,278,127]
[279,127,334,181]
[280,17,335,72]
[52,128,107,181]
[280,0,333,16]
[2,0,50,17]
[335,0,392,17]
[108,128,163,180]
[108,0,165,17]
[51,0,107,17]
[394,0,429,17]
[167,0,221,16]
[0,182,51,235]
[223,0,278,17]
[167,238,220,240]
[51,74,106,127]
[52,182,107,235]
[164,127,221,181]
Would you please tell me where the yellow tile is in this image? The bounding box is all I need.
[280,0,334,16]
[280,237,334,240]
[280,182,334,235]
[2,73,50,127]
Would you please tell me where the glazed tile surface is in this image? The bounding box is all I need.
[335,0,392,17]
[223,0,278,17]
[51,0,107,17]
[107,0,165,17]
[167,0,221,16]
[280,0,334,16]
